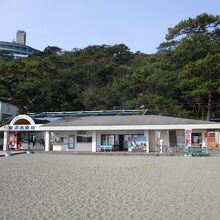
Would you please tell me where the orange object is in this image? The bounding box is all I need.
[207,132,217,150]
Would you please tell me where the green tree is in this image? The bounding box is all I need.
[159,13,220,120]
[179,54,220,120]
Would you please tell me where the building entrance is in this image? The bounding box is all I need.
[8,132,45,150]
[5,114,48,151]
[100,134,146,152]
[118,135,124,151]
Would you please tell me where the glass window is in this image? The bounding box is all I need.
[101,135,116,145]
[54,136,64,144]
[77,136,92,143]
[78,131,88,135]
[77,131,92,143]
[101,134,144,146]
[192,133,202,145]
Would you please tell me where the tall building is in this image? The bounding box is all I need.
[16,30,26,45]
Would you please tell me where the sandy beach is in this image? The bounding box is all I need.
[0,154,220,220]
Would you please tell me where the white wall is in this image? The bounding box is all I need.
[149,131,156,151]
[52,131,92,151]
[51,129,207,152]
[52,130,145,151]
[76,143,92,151]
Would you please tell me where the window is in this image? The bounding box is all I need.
[101,135,116,145]
[77,136,92,143]
[77,131,92,143]
[53,136,67,144]
[101,134,143,146]
[78,131,88,135]
[192,133,202,145]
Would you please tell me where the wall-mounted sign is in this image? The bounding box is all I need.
[68,135,75,149]
[128,136,147,152]
[9,125,36,131]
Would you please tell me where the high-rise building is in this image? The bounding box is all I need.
[16,30,26,45]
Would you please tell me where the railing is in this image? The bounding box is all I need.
[151,145,185,154]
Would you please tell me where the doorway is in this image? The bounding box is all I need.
[119,135,124,151]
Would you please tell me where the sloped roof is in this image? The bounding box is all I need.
[41,115,218,127]
[33,118,50,124]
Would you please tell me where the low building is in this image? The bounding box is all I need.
[1,112,220,153]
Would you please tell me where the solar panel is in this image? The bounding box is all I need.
[28,109,148,121]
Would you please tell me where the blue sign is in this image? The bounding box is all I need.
[9,125,36,131]
[68,135,75,149]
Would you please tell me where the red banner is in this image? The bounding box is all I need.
[185,129,192,147]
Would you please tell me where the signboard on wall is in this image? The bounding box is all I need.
[9,125,36,131]
[128,136,147,152]
[185,129,192,148]
[68,135,75,149]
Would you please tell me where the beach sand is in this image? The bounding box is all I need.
[0,154,220,220]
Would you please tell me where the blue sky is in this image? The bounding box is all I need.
[1,0,219,54]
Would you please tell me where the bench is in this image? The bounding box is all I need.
[184,147,209,156]
[96,145,113,152]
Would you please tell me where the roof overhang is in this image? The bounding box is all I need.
[39,124,220,131]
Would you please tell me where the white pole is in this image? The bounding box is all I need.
[144,130,149,153]
[160,139,163,153]
[3,131,9,151]
[202,131,206,147]
[45,131,51,151]
[92,131,97,152]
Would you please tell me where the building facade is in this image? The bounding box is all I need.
[1,114,220,153]
[0,31,40,58]
[16,30,26,45]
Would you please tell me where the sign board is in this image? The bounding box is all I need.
[68,135,75,149]
[9,125,36,131]
[128,136,147,152]
[185,129,192,148]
